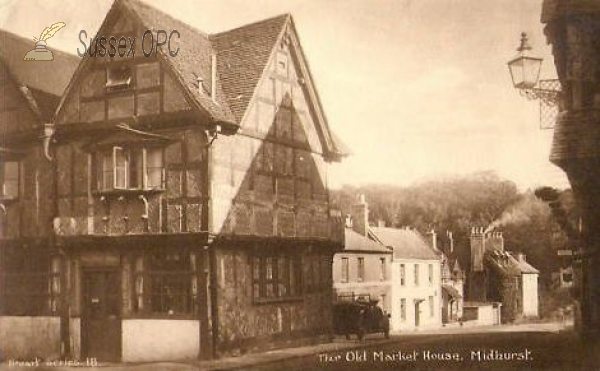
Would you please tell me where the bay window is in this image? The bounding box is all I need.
[95,146,164,191]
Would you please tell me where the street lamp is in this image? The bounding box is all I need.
[507,32,561,106]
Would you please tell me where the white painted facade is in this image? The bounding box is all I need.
[121,319,200,362]
[390,258,442,331]
[332,252,392,312]
[0,317,61,360]
[463,302,502,326]
[521,273,539,317]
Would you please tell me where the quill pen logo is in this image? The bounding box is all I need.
[23,22,66,61]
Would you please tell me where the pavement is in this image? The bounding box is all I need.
[0,321,572,371]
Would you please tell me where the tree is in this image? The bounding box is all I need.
[332,172,570,287]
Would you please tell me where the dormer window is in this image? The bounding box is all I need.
[0,161,19,199]
[106,65,132,91]
[95,146,164,192]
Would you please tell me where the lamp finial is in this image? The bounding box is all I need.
[517,32,533,53]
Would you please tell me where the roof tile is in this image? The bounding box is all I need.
[370,227,440,260]
[210,14,289,123]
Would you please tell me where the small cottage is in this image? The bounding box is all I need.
[468,227,539,322]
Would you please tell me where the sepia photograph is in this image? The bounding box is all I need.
[0,0,598,370]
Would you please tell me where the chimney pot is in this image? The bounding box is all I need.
[428,229,437,251]
[350,195,369,236]
[345,214,353,229]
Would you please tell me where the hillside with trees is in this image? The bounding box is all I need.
[332,171,577,288]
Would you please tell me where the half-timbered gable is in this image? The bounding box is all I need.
[3,0,347,362]
[205,16,348,351]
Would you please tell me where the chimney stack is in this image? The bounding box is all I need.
[350,194,369,237]
[470,227,485,272]
[427,229,438,251]
[487,231,504,252]
[345,214,353,229]
[447,230,454,254]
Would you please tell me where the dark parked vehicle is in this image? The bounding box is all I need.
[333,300,390,340]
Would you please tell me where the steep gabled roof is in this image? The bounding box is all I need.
[210,14,289,123]
[210,13,348,161]
[119,0,236,128]
[0,29,80,120]
[49,0,349,159]
[0,29,79,96]
[370,227,440,260]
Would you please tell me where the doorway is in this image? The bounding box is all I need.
[82,269,121,361]
[414,299,423,327]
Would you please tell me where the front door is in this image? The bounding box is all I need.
[82,270,121,361]
[414,300,421,327]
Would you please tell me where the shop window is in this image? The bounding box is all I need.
[0,250,59,316]
[0,161,19,199]
[136,252,198,316]
[94,146,164,192]
[106,65,132,91]
[252,249,301,302]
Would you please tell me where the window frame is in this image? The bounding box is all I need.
[428,263,434,285]
[400,298,406,322]
[357,257,365,283]
[341,257,349,283]
[252,249,302,303]
[106,65,132,91]
[0,160,20,200]
[94,145,165,193]
[133,251,199,317]
[414,264,420,286]
[380,257,386,281]
[400,264,406,286]
[0,249,60,316]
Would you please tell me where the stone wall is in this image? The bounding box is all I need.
[214,246,334,355]
[0,317,61,360]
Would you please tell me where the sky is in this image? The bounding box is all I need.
[0,0,570,191]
